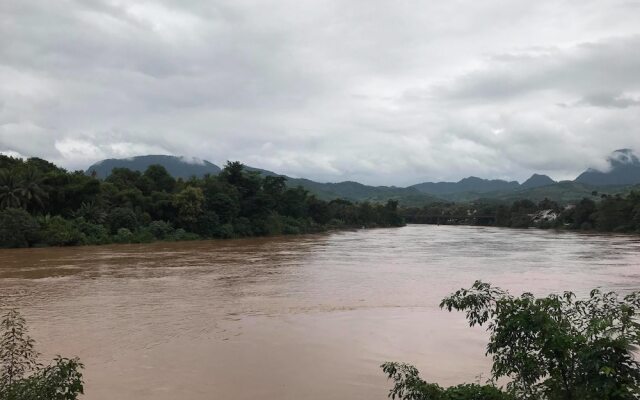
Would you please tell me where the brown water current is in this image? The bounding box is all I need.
[1,225,640,399]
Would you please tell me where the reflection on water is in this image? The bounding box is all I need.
[1,225,640,399]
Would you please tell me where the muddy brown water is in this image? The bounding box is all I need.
[1,225,640,399]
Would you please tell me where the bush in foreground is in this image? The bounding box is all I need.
[0,309,84,400]
[383,282,640,399]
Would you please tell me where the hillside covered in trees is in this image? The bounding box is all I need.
[84,150,640,205]
[403,192,640,233]
[0,155,404,248]
[87,155,440,205]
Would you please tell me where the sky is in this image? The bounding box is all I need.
[1,0,640,186]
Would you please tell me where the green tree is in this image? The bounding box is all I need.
[0,156,406,247]
[173,186,205,228]
[206,192,239,223]
[263,175,287,201]
[0,208,40,248]
[439,281,640,399]
[148,220,174,239]
[219,161,245,186]
[382,362,512,400]
[0,310,39,387]
[18,168,48,212]
[144,164,176,193]
[5,356,84,400]
[106,207,139,234]
[193,211,220,237]
[568,198,597,230]
[39,216,85,246]
[595,195,634,232]
[71,202,106,224]
[0,310,84,400]
[0,170,24,209]
[105,168,145,191]
[384,283,640,399]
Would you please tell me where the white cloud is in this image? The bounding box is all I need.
[1,0,639,184]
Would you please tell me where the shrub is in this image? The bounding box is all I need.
[0,309,84,400]
[382,362,513,400]
[39,216,85,246]
[130,228,155,244]
[441,282,640,399]
[106,207,138,234]
[233,217,253,237]
[282,216,304,235]
[214,223,235,239]
[0,208,39,248]
[168,228,200,241]
[148,220,174,239]
[193,211,220,237]
[384,282,640,399]
[73,218,110,245]
[114,228,133,243]
[263,213,284,235]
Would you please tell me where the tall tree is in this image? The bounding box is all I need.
[18,168,48,211]
[0,170,24,209]
[0,310,39,387]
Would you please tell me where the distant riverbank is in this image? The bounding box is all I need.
[401,190,640,234]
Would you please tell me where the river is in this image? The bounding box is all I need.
[1,225,640,399]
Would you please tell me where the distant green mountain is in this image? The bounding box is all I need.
[244,168,439,205]
[521,173,555,189]
[85,149,640,206]
[410,176,519,195]
[282,178,439,205]
[436,181,636,204]
[575,149,640,186]
[482,181,630,204]
[87,156,440,205]
[410,173,555,197]
[87,155,221,179]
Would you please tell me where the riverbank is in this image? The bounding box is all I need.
[401,191,640,235]
[0,156,405,249]
[0,214,405,249]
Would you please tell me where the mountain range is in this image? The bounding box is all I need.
[86,149,640,205]
[574,149,640,186]
[88,155,221,179]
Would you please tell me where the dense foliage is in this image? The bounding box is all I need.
[382,362,513,400]
[383,282,640,399]
[0,155,404,248]
[0,309,84,400]
[402,191,640,233]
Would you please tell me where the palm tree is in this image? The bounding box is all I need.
[18,168,48,211]
[72,201,106,224]
[0,170,23,209]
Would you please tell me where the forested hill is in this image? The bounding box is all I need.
[410,176,520,195]
[86,155,439,205]
[87,155,221,179]
[0,155,404,248]
[83,151,640,205]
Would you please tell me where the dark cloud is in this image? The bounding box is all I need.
[577,92,640,108]
[434,36,640,102]
[1,0,639,185]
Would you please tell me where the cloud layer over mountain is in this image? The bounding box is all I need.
[1,0,639,185]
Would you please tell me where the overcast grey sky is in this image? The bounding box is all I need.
[1,0,639,185]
